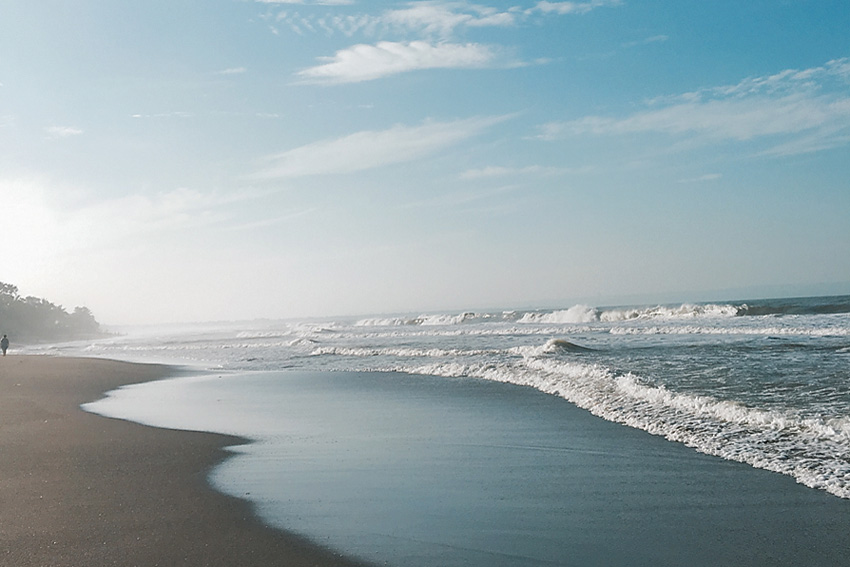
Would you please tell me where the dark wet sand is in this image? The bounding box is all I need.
[0,356,369,567]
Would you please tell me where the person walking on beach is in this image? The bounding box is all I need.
[1,335,8,356]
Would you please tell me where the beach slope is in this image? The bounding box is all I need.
[0,356,367,567]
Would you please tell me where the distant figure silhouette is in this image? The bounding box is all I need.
[1,335,8,356]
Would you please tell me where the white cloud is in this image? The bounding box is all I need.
[252,115,509,179]
[538,58,850,155]
[551,95,845,140]
[276,13,380,37]
[530,0,620,15]
[384,2,518,38]
[215,67,248,75]
[45,126,83,139]
[672,58,850,102]
[130,111,193,119]
[296,40,502,84]
[272,0,624,82]
[270,0,612,40]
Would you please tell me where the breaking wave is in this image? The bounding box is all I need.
[408,346,850,499]
[520,303,742,324]
[350,296,850,329]
[51,293,850,501]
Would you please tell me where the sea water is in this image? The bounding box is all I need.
[50,295,850,562]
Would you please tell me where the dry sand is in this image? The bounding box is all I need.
[0,356,370,567]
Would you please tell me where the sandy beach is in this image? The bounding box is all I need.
[0,356,369,567]
[5,355,850,566]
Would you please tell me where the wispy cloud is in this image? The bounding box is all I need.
[546,95,845,140]
[678,173,722,184]
[537,58,850,156]
[459,164,580,179]
[296,40,505,84]
[252,115,509,179]
[270,0,622,81]
[45,126,83,139]
[271,0,618,38]
[383,2,519,38]
[130,111,193,119]
[215,67,248,75]
[623,34,668,48]
[528,0,621,15]
[656,58,850,103]
[227,208,318,231]
[272,1,521,38]
[271,12,381,37]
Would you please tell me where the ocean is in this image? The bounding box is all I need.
[41,294,850,565]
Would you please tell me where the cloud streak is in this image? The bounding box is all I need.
[272,0,623,82]
[537,58,850,155]
[530,0,621,16]
[215,67,248,75]
[459,165,580,179]
[296,40,504,83]
[271,0,620,38]
[252,115,509,179]
[383,2,519,38]
[45,126,84,139]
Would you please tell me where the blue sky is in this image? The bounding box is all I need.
[1,0,849,324]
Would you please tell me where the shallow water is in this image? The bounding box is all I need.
[66,295,850,499]
[85,369,850,566]
[73,295,850,564]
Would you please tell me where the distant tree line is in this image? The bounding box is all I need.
[0,282,103,342]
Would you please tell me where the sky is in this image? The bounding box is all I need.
[1,0,849,325]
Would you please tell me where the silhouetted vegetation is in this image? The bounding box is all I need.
[0,282,103,342]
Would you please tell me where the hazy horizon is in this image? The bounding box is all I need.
[2,1,849,325]
[94,283,850,330]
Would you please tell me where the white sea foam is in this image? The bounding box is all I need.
[602,303,741,321]
[355,312,480,327]
[610,325,850,336]
[518,303,741,324]
[519,305,600,324]
[310,346,498,358]
[48,295,850,501]
[401,346,850,499]
[235,330,294,339]
[355,316,419,327]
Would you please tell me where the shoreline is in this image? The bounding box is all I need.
[6,355,850,566]
[0,355,370,567]
[82,367,850,566]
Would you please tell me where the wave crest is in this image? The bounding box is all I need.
[409,344,850,499]
[518,303,741,324]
